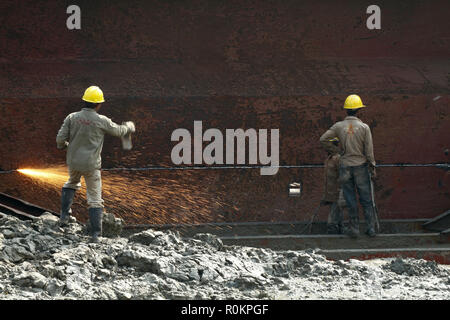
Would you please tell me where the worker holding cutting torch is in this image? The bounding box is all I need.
[56,86,135,242]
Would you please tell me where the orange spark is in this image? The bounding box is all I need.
[17,167,69,186]
[12,166,227,225]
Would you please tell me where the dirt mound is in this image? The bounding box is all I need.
[384,258,444,276]
[0,212,449,300]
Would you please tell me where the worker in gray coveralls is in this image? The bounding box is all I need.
[56,86,135,242]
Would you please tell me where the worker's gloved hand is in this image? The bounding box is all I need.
[57,141,69,150]
[124,121,136,134]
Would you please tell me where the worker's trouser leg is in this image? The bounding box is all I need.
[340,167,359,236]
[352,165,376,235]
[340,164,375,237]
[63,169,104,209]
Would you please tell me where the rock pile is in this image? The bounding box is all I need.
[0,212,449,300]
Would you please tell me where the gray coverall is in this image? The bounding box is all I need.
[56,108,133,208]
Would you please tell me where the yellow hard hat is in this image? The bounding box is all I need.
[82,86,105,103]
[343,94,365,109]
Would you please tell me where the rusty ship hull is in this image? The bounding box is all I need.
[0,0,449,224]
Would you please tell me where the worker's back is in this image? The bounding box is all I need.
[56,108,129,172]
[322,116,375,168]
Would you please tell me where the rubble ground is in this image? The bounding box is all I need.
[0,212,449,300]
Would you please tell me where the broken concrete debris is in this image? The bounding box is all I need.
[0,212,449,299]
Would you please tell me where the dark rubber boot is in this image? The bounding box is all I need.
[88,207,103,243]
[346,208,360,238]
[337,222,344,234]
[327,224,340,234]
[346,220,360,238]
[363,206,376,237]
[59,188,75,226]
